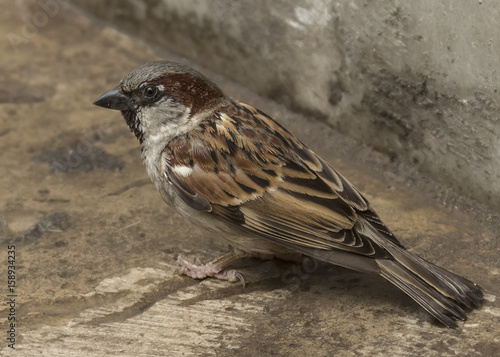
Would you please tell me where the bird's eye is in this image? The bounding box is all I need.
[144,85,158,98]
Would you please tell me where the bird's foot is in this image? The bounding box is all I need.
[177,252,245,287]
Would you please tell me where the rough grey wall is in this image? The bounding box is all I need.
[72,0,500,208]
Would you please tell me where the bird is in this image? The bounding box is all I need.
[94,60,483,327]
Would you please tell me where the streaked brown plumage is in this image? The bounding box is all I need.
[94,60,483,327]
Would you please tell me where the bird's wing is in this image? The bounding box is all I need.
[164,102,401,258]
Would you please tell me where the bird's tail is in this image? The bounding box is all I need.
[287,217,483,327]
[377,253,482,327]
[362,219,484,327]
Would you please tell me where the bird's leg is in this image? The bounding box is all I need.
[177,252,246,287]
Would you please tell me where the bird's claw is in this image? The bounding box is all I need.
[177,253,245,287]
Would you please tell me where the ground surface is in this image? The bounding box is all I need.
[0,2,499,356]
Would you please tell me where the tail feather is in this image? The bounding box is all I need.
[294,217,483,327]
[383,241,483,309]
[378,259,469,327]
[358,218,484,327]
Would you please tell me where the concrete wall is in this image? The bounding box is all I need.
[72,0,500,208]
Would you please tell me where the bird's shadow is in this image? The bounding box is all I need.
[176,257,418,314]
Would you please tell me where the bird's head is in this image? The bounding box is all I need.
[93,61,227,142]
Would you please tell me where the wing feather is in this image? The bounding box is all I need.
[164,101,400,258]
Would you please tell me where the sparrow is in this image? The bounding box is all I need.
[94,60,483,327]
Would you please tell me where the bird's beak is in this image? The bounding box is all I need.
[93,86,131,111]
